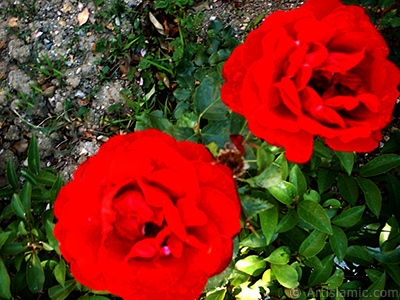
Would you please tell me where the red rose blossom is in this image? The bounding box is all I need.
[221,0,400,163]
[54,129,241,300]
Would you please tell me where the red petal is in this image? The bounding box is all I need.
[301,0,343,20]
[325,130,381,152]
[145,169,185,198]
[125,239,158,260]
[176,197,208,227]
[164,202,187,241]
[274,77,302,116]
[318,49,365,73]
[198,186,241,238]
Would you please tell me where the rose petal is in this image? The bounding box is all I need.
[274,77,302,116]
[301,0,343,20]
[176,197,208,227]
[125,238,158,261]
[318,49,366,74]
[325,130,381,152]
[198,186,241,239]
[163,202,187,241]
[145,169,185,198]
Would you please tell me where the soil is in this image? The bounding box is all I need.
[0,0,305,186]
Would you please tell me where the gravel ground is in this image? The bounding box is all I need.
[0,0,303,186]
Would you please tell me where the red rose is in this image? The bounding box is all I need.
[221,0,400,163]
[54,129,241,300]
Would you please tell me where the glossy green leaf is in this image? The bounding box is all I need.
[299,230,328,258]
[276,209,298,233]
[260,206,278,245]
[27,252,45,293]
[0,231,11,250]
[329,225,348,263]
[257,148,274,172]
[367,248,400,264]
[11,194,26,219]
[304,256,323,269]
[246,163,282,189]
[345,246,373,266]
[45,220,60,255]
[6,159,19,190]
[357,178,382,217]
[0,243,27,255]
[193,76,226,120]
[290,164,307,198]
[48,279,76,300]
[54,258,66,286]
[360,154,400,177]
[268,181,297,205]
[275,154,288,180]
[241,196,274,219]
[308,255,334,286]
[317,168,336,194]
[240,230,267,249]
[359,272,386,300]
[0,258,12,299]
[28,134,40,175]
[332,205,365,227]
[37,170,57,186]
[271,264,299,288]
[303,189,321,202]
[205,289,226,300]
[235,255,266,276]
[335,151,355,175]
[266,246,291,265]
[337,174,358,205]
[324,269,344,290]
[298,200,332,234]
[20,181,32,211]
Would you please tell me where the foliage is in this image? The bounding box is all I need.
[1,0,400,299]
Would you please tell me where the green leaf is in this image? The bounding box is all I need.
[240,230,267,249]
[241,196,274,219]
[0,243,27,255]
[20,181,32,211]
[276,209,298,233]
[37,170,57,186]
[317,168,336,194]
[303,189,321,202]
[193,76,227,120]
[360,154,400,177]
[299,230,328,258]
[266,246,291,265]
[345,246,373,266]
[257,148,274,172]
[54,258,66,286]
[337,174,359,205]
[308,255,334,286]
[173,88,191,101]
[48,279,76,300]
[357,178,382,217]
[11,193,26,219]
[359,272,386,300]
[298,200,333,234]
[290,165,307,198]
[304,256,323,269]
[268,181,297,205]
[246,163,282,189]
[28,135,40,175]
[329,226,348,263]
[236,255,266,276]
[332,205,365,227]
[271,264,299,288]
[205,289,226,300]
[6,159,19,190]
[367,248,400,264]
[0,231,11,249]
[27,252,45,293]
[260,206,278,245]
[335,151,355,175]
[45,219,60,255]
[0,258,12,299]
[324,269,344,290]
